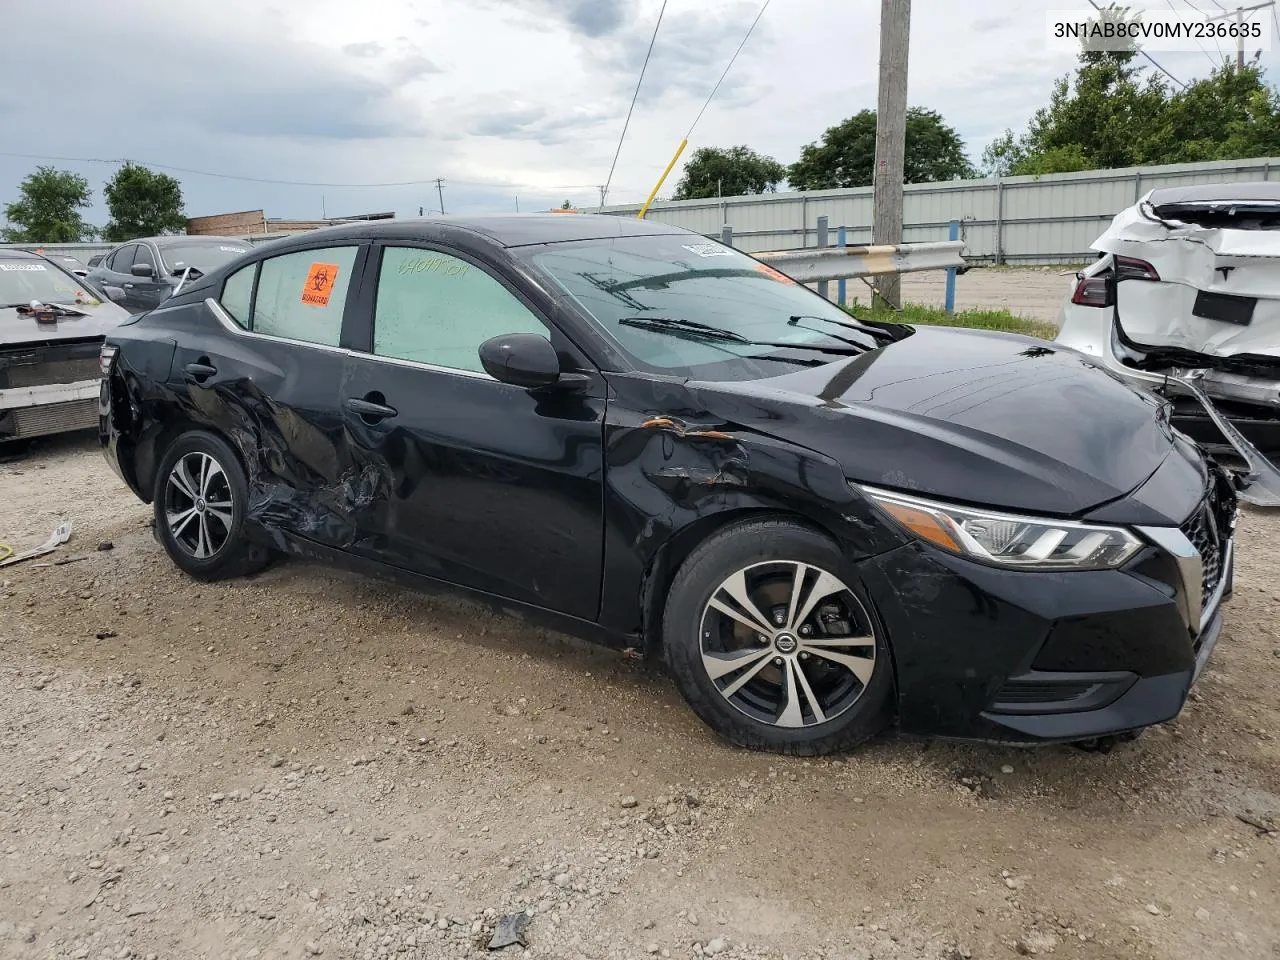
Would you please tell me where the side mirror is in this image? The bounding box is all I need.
[478,333,562,389]
[130,263,155,278]
[104,286,127,303]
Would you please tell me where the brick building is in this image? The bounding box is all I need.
[186,210,394,237]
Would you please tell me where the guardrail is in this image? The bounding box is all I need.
[754,240,966,283]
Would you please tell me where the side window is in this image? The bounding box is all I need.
[108,244,137,273]
[220,263,255,328]
[134,244,158,274]
[252,247,358,347]
[372,246,547,374]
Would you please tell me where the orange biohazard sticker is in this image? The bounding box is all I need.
[753,262,797,285]
[301,262,340,306]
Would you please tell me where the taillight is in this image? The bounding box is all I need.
[1115,256,1160,281]
[99,342,119,376]
[1070,275,1114,307]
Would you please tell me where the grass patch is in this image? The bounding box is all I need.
[845,302,1058,341]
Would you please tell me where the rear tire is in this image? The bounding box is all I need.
[663,517,894,756]
[153,430,269,581]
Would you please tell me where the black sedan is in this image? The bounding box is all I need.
[87,235,252,314]
[99,215,1236,754]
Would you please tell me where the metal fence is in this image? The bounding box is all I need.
[599,156,1280,265]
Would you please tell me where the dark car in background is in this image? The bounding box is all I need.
[87,236,252,314]
[1,250,132,442]
[100,215,1235,755]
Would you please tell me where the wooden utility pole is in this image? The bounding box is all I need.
[872,0,910,309]
[1207,1,1274,73]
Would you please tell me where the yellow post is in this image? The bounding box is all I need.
[637,139,688,219]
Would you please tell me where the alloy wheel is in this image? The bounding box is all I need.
[164,451,234,560]
[698,561,877,728]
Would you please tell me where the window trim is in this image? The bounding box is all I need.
[209,242,367,349]
[134,242,158,273]
[205,297,353,358]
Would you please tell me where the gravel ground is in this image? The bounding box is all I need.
[1,433,1277,960]
[900,268,1077,325]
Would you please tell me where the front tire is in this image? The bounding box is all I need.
[153,430,267,581]
[663,518,894,756]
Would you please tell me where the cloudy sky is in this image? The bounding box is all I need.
[2,0,1277,228]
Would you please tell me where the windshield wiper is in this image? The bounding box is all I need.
[617,316,864,356]
[788,314,897,343]
[619,316,752,342]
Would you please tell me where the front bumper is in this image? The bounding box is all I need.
[0,379,100,439]
[859,518,1234,744]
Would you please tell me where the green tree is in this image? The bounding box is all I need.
[1,166,96,242]
[102,163,186,241]
[560,199,574,210]
[672,145,787,200]
[788,108,975,190]
[980,4,1280,176]
[1150,62,1280,162]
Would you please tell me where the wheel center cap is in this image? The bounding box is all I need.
[773,633,798,654]
[195,498,206,512]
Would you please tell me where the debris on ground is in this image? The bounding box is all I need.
[488,913,530,950]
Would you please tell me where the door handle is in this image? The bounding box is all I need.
[184,361,217,382]
[346,395,398,422]
[123,282,134,288]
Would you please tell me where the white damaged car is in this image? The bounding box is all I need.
[1057,182,1280,506]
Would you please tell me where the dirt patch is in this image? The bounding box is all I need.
[1,434,1277,960]
[900,267,1078,325]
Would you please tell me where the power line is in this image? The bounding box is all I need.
[1181,0,1230,61]
[1084,0,1186,88]
[0,150,603,193]
[685,0,771,140]
[1168,0,1220,67]
[602,0,667,208]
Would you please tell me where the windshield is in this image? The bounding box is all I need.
[160,241,251,275]
[523,234,884,380]
[0,260,102,307]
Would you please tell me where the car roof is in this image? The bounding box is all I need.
[257,213,690,253]
[0,249,41,260]
[1147,182,1280,207]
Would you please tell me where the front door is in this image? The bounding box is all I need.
[338,243,607,621]
[128,243,171,313]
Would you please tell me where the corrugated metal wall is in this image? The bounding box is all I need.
[6,157,1279,266]
[600,156,1280,263]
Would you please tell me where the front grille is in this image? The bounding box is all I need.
[5,399,97,438]
[4,357,99,388]
[1180,473,1235,611]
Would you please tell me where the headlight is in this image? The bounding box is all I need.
[858,485,1142,570]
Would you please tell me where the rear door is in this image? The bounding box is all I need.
[337,241,607,620]
[171,242,369,549]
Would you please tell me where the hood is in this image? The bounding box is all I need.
[690,327,1177,516]
[0,299,133,346]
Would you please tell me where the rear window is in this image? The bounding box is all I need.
[160,242,251,275]
[0,260,102,308]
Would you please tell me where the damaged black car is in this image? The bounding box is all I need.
[100,215,1236,754]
